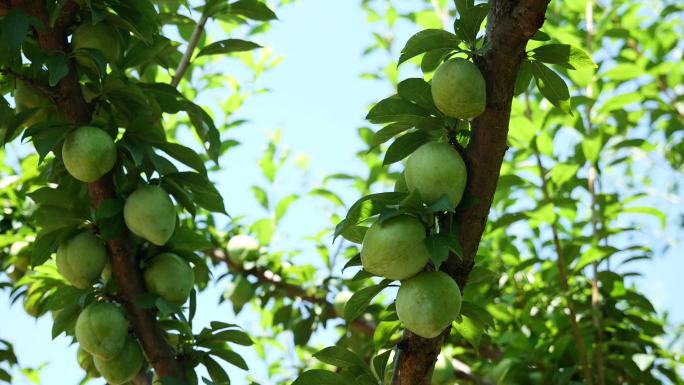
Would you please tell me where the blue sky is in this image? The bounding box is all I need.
[1,0,683,384]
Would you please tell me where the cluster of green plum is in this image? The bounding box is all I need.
[49,126,195,383]
[358,57,486,339]
[15,21,196,382]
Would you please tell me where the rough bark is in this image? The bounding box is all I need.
[7,0,183,380]
[391,1,551,384]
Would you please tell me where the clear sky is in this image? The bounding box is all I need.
[1,0,682,384]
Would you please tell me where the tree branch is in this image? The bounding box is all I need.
[171,12,209,87]
[584,1,606,383]
[391,1,551,384]
[6,1,183,381]
[210,249,375,336]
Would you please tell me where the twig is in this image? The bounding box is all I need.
[0,68,58,98]
[526,91,594,385]
[171,12,209,87]
[585,1,606,384]
[210,248,376,336]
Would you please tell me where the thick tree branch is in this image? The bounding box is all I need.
[391,1,551,384]
[6,1,183,381]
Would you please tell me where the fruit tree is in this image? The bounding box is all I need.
[1,1,683,385]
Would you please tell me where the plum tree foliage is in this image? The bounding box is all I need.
[0,0,683,385]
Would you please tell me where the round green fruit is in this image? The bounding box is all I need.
[23,284,45,318]
[224,275,255,313]
[75,302,128,360]
[56,232,107,289]
[123,185,176,246]
[14,81,55,127]
[144,253,194,306]
[396,271,462,339]
[431,57,486,119]
[77,346,101,378]
[360,215,430,280]
[93,336,144,385]
[62,126,117,182]
[405,141,467,207]
[72,23,121,64]
[227,234,259,263]
[333,291,352,316]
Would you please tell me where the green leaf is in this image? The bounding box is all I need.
[454,3,490,45]
[366,96,429,124]
[334,192,407,240]
[170,226,213,252]
[424,233,450,269]
[2,10,30,52]
[550,164,580,187]
[531,30,551,41]
[373,321,401,350]
[514,60,533,95]
[371,350,392,381]
[344,281,390,322]
[203,330,253,346]
[453,314,482,349]
[383,130,431,165]
[313,346,365,368]
[575,246,619,272]
[309,188,345,206]
[370,122,414,147]
[460,301,493,329]
[151,140,208,175]
[397,78,438,113]
[251,185,269,209]
[201,355,230,385]
[530,61,571,113]
[165,172,226,213]
[621,206,666,229]
[228,0,278,21]
[340,225,368,244]
[292,370,348,385]
[45,55,69,86]
[398,29,461,65]
[210,348,249,370]
[196,39,261,58]
[275,194,298,223]
[530,44,596,70]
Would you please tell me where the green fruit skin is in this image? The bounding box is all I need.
[77,346,101,378]
[396,271,462,339]
[227,234,259,263]
[405,142,467,207]
[360,215,430,280]
[62,126,117,182]
[123,185,176,246]
[72,23,121,64]
[75,302,128,360]
[431,57,486,119]
[225,275,255,313]
[14,81,56,127]
[144,253,194,306]
[93,336,144,385]
[56,232,107,289]
[23,285,45,318]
